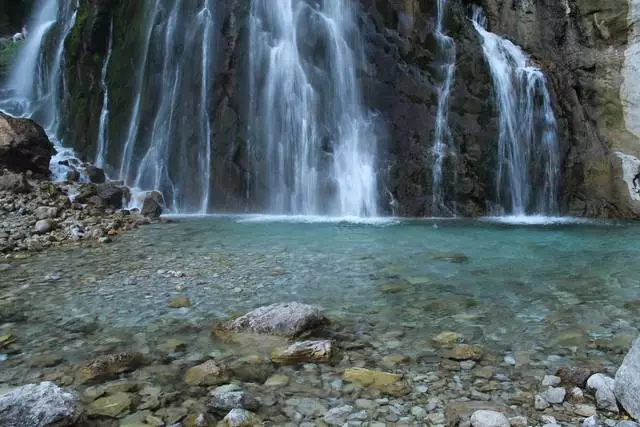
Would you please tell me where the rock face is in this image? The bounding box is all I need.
[615,336,640,420]
[0,381,83,427]
[0,113,53,177]
[8,0,640,218]
[215,302,329,338]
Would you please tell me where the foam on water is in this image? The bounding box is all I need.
[479,215,594,225]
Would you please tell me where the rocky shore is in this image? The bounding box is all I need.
[0,112,164,255]
[0,302,639,427]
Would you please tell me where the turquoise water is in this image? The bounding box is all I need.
[1,216,639,382]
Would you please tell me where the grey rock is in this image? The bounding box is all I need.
[216,302,329,337]
[284,397,328,417]
[0,172,30,193]
[207,389,258,414]
[141,193,163,218]
[543,386,566,404]
[35,207,58,220]
[534,394,550,410]
[85,165,105,183]
[588,373,619,413]
[34,219,54,234]
[0,381,83,427]
[583,416,600,427]
[219,409,260,427]
[323,405,354,425]
[469,410,510,427]
[617,422,640,427]
[615,336,640,421]
[542,375,562,387]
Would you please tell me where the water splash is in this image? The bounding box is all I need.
[94,19,113,168]
[471,8,560,215]
[0,0,79,182]
[431,0,456,216]
[248,0,378,217]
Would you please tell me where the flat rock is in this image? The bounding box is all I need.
[185,360,230,386]
[0,382,82,427]
[446,344,484,361]
[342,367,410,396]
[470,410,510,427]
[270,340,333,364]
[75,352,145,384]
[87,391,132,418]
[615,336,640,420]
[587,373,619,413]
[215,302,328,338]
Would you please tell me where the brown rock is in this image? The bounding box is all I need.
[270,340,333,364]
[446,344,484,361]
[184,360,230,386]
[556,366,594,388]
[0,113,53,177]
[75,352,146,384]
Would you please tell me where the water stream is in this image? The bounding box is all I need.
[248,0,379,216]
[431,0,457,216]
[94,19,113,169]
[472,8,560,215]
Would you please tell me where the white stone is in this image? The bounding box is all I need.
[583,415,599,427]
[542,415,558,424]
[504,355,516,366]
[615,335,640,421]
[470,410,510,427]
[587,373,619,413]
[543,386,566,404]
[542,375,562,387]
[574,404,597,417]
[509,416,528,427]
[0,382,82,427]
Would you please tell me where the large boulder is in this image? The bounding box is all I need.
[615,336,640,421]
[0,113,54,177]
[141,190,164,218]
[214,302,329,338]
[0,381,83,427]
[0,171,30,193]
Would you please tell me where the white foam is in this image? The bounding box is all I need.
[163,213,400,226]
[479,215,593,225]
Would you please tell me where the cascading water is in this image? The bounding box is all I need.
[0,0,79,181]
[471,8,560,215]
[431,0,456,216]
[118,0,218,213]
[94,20,113,169]
[248,0,379,217]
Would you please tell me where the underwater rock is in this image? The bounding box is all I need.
[87,391,132,418]
[168,296,192,308]
[446,344,485,361]
[214,302,329,338]
[270,340,333,364]
[75,352,146,384]
[207,387,258,414]
[184,360,230,386]
[342,367,410,396]
[218,409,261,427]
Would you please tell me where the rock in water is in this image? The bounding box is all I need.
[34,219,55,234]
[75,352,145,384]
[85,165,106,183]
[184,360,230,386]
[207,388,258,414]
[0,381,83,426]
[270,340,333,364]
[214,302,329,338]
[342,367,410,396]
[141,194,163,218]
[470,410,510,427]
[587,373,619,413]
[0,113,54,177]
[615,336,640,420]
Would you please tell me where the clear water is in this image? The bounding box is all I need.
[472,9,560,215]
[248,0,379,216]
[2,218,638,382]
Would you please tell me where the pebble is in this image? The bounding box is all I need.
[504,355,516,366]
[542,375,562,387]
[535,394,550,410]
[470,410,510,427]
[410,406,426,420]
[543,386,566,404]
[323,405,354,425]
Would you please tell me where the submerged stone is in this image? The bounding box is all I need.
[184,360,230,386]
[432,252,470,263]
[168,296,192,308]
[342,367,410,396]
[75,352,145,384]
[214,302,329,338]
[87,392,132,418]
[270,340,333,364]
[218,409,261,427]
[446,344,484,361]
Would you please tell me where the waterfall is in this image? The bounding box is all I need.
[248,0,378,217]
[431,0,456,216]
[94,19,114,169]
[118,0,218,214]
[471,8,560,215]
[0,0,79,181]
